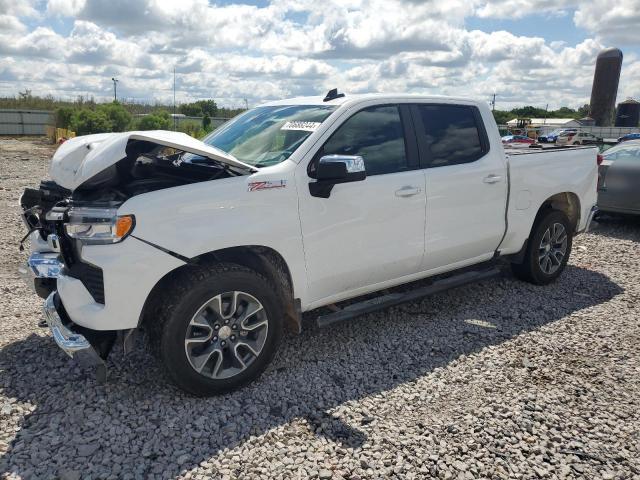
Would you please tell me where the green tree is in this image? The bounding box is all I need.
[71,109,113,135]
[552,106,578,118]
[179,103,203,116]
[136,110,171,130]
[202,113,211,132]
[577,104,591,118]
[492,110,512,125]
[55,106,75,129]
[195,99,217,117]
[511,106,547,118]
[97,102,132,131]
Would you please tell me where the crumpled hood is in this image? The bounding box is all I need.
[50,130,256,190]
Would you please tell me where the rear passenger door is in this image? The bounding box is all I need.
[411,103,507,271]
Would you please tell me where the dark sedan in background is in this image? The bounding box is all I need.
[598,140,640,216]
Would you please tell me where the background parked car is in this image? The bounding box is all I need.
[557,131,602,146]
[617,133,640,143]
[597,140,640,216]
[538,128,577,143]
[501,135,535,147]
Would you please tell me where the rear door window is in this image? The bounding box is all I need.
[413,104,489,168]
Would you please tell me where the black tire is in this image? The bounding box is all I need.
[511,209,573,285]
[149,262,283,396]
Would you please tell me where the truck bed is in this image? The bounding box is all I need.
[499,145,599,255]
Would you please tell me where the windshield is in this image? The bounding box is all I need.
[196,105,336,167]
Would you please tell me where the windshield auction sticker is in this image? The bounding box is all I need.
[280,121,321,132]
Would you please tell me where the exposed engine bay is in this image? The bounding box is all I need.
[71,140,241,202]
[20,139,244,241]
[19,137,248,310]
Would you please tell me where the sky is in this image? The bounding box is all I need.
[0,0,638,110]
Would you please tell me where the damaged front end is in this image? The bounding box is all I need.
[19,131,252,379]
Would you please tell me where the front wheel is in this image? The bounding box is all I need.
[511,210,573,285]
[150,263,283,396]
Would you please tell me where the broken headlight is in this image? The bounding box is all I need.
[65,207,134,245]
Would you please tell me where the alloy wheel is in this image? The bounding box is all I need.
[184,291,269,379]
[538,222,567,275]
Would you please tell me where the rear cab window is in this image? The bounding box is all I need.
[411,104,489,168]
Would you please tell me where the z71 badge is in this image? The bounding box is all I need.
[248,180,287,192]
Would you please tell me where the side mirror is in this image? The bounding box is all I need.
[309,155,366,198]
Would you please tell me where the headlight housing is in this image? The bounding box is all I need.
[65,207,135,245]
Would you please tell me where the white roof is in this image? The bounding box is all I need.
[261,93,480,108]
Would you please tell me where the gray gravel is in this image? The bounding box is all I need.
[1,137,639,479]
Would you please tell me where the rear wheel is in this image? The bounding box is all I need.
[511,210,573,285]
[149,263,283,396]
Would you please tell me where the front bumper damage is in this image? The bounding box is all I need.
[18,251,62,299]
[20,251,110,381]
[43,292,104,363]
[43,291,108,381]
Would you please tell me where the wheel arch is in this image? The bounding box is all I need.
[506,192,580,264]
[537,191,581,232]
[139,245,302,334]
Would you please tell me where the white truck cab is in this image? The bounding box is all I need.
[20,91,598,395]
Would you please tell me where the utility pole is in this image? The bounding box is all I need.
[111,77,119,102]
[244,98,249,110]
[173,67,177,131]
[491,93,497,112]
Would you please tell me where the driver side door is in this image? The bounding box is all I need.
[296,104,427,307]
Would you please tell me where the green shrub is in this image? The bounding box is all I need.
[179,99,218,118]
[178,120,203,138]
[71,109,113,135]
[202,113,211,132]
[55,106,75,129]
[97,102,132,131]
[179,104,202,116]
[136,111,171,130]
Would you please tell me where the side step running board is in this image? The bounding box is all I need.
[316,267,501,328]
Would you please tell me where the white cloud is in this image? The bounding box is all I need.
[574,0,640,45]
[46,0,87,17]
[0,0,39,17]
[0,15,27,33]
[0,0,639,110]
[473,0,579,19]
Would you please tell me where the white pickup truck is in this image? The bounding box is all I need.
[20,91,599,395]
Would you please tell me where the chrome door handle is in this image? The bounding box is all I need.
[395,186,422,197]
[483,174,502,184]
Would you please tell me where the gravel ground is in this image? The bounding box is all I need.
[1,137,639,480]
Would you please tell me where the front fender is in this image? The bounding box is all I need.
[118,166,309,305]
